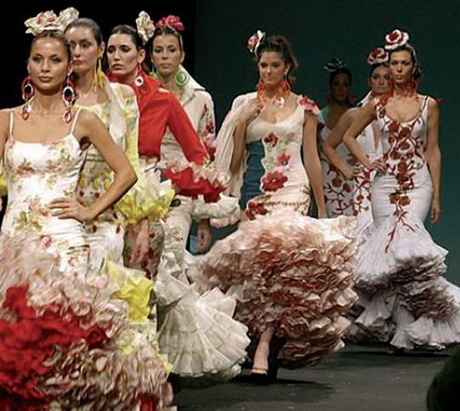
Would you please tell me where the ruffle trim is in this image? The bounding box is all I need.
[355,217,448,293]
[117,171,175,226]
[163,159,227,203]
[0,233,169,409]
[199,211,358,366]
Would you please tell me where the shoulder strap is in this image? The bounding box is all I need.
[8,110,14,137]
[70,108,82,135]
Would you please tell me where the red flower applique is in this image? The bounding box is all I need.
[261,171,288,192]
[276,153,291,169]
[298,95,320,115]
[245,201,268,220]
[263,132,278,147]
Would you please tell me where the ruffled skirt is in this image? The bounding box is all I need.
[156,223,250,380]
[198,210,357,367]
[0,233,169,409]
[350,168,460,349]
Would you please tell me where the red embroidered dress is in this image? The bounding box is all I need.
[353,96,460,350]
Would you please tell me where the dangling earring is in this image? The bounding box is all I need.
[134,63,144,87]
[62,74,76,123]
[94,56,105,90]
[174,68,189,89]
[21,75,34,120]
[256,79,266,102]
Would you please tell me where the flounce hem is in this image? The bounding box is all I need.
[355,217,448,293]
[199,211,358,366]
[0,233,169,409]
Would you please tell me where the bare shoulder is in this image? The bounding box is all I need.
[119,83,136,98]
[75,108,103,130]
[0,107,19,134]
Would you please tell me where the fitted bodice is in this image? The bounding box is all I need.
[377,97,429,171]
[240,101,311,217]
[2,110,86,245]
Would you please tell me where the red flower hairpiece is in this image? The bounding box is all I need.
[367,47,389,65]
[247,30,265,54]
[384,29,410,51]
[156,15,185,32]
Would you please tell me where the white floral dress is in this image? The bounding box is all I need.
[202,93,358,367]
[2,109,88,273]
[353,96,460,349]
[0,108,170,409]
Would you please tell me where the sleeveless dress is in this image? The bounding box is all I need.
[352,96,460,349]
[0,109,169,409]
[318,106,355,217]
[200,94,358,367]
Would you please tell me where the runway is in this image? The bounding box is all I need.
[175,343,451,410]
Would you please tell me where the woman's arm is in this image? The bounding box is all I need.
[323,108,357,179]
[343,102,377,168]
[425,97,442,223]
[51,109,137,221]
[303,111,326,218]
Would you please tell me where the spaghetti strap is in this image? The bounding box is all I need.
[8,110,14,137]
[70,108,82,135]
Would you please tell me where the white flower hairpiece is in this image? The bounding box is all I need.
[247,30,265,55]
[367,47,389,65]
[136,11,156,44]
[384,29,410,51]
[323,57,347,73]
[24,7,79,35]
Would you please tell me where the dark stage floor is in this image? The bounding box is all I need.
[174,343,453,411]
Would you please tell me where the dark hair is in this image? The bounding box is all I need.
[368,63,387,78]
[108,24,149,72]
[31,30,71,61]
[388,44,422,80]
[329,67,352,87]
[64,17,104,46]
[255,35,298,83]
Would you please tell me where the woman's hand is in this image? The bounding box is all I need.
[49,197,94,222]
[369,157,387,173]
[344,165,362,180]
[196,219,212,252]
[238,98,264,124]
[130,219,150,265]
[431,197,441,224]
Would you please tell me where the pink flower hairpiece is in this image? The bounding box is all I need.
[24,7,79,35]
[367,47,389,65]
[136,11,156,44]
[247,30,265,54]
[156,15,185,32]
[384,29,410,50]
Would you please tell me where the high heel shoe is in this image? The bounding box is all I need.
[250,367,270,385]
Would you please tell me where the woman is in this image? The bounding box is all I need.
[318,58,356,217]
[0,11,169,409]
[200,31,357,382]
[323,48,390,342]
[324,48,390,232]
[106,15,249,383]
[343,29,460,351]
[64,14,173,277]
[148,13,234,254]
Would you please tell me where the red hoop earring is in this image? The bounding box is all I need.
[21,75,34,120]
[62,75,76,123]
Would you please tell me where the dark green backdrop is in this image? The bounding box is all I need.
[194,0,460,283]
